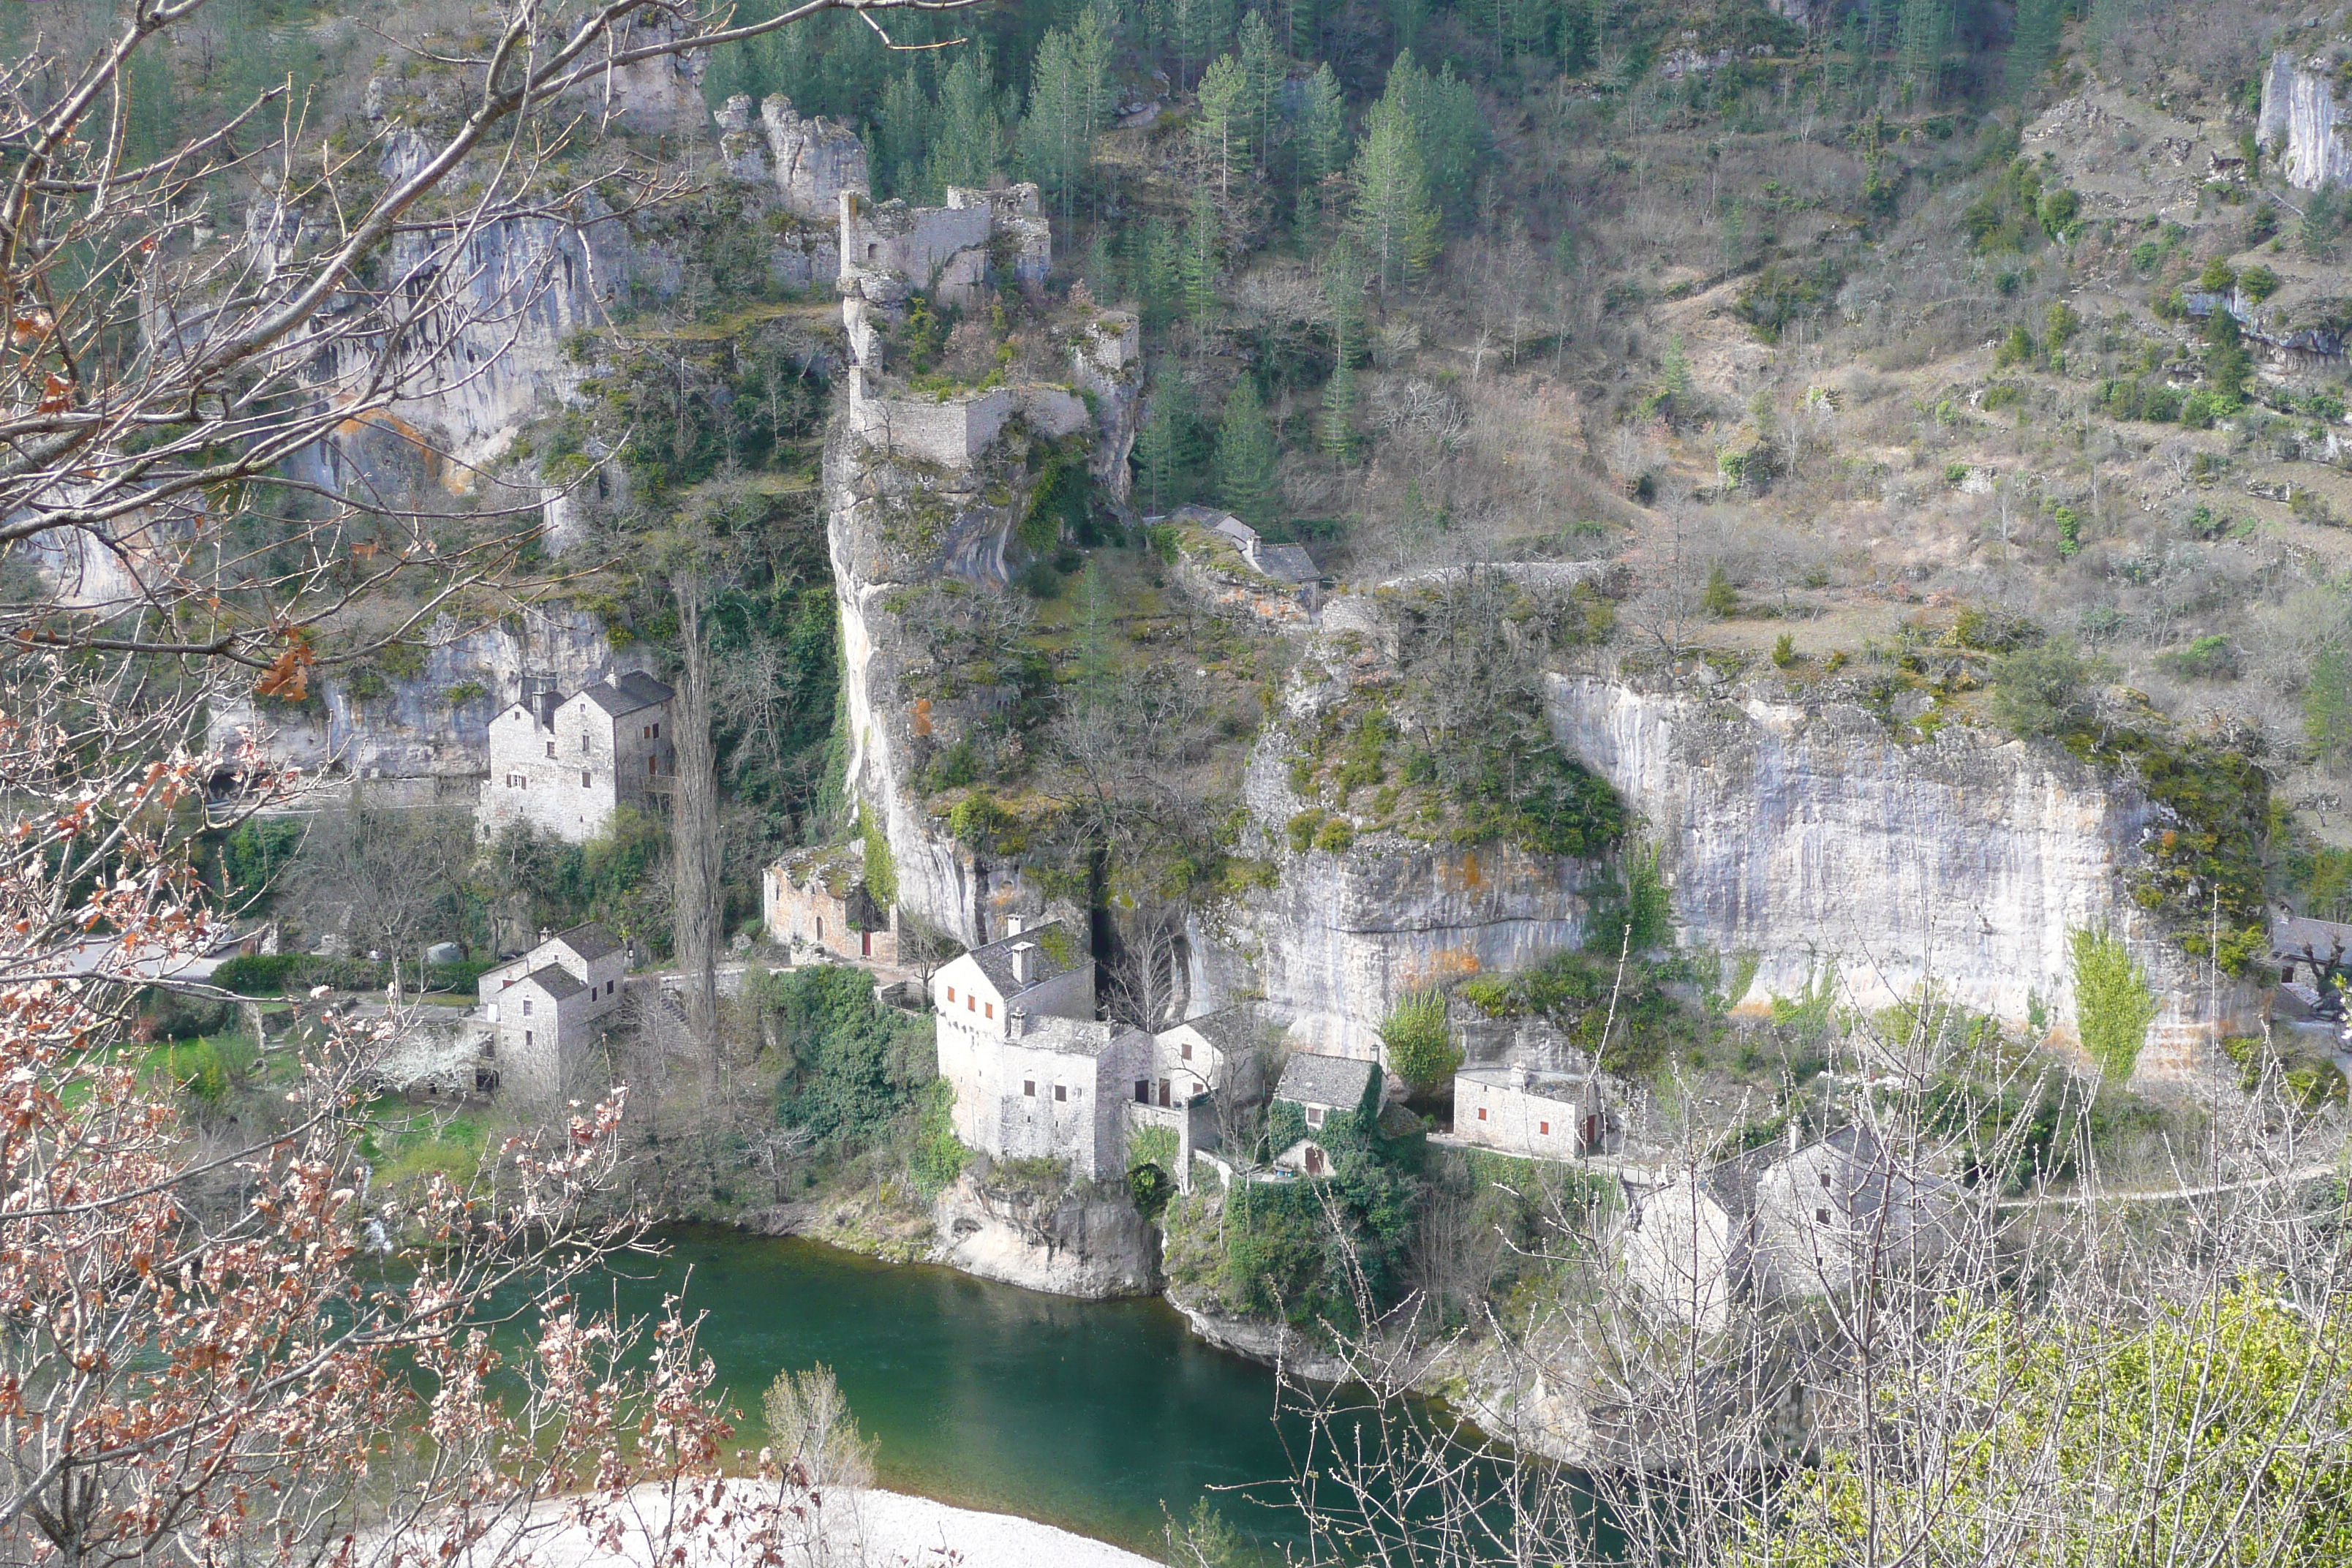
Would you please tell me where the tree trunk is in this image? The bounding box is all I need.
[671,569,723,1067]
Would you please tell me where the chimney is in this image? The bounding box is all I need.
[605,668,621,686]
[1787,1118,1803,1153]
[538,926,550,948]
[1509,1063,1530,1090]
[1006,913,1026,937]
[1009,941,1036,986]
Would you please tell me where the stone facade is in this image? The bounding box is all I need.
[476,669,674,843]
[1617,1125,1955,1331]
[1453,1063,1605,1159]
[934,921,1153,1177]
[475,923,630,1105]
[762,843,900,963]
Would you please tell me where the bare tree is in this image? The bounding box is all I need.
[285,799,471,978]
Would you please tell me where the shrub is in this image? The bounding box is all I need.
[1702,564,1739,617]
[2155,635,2238,682]
[761,965,932,1145]
[908,1079,969,1196]
[1772,632,1798,668]
[2238,263,2281,304]
[1989,638,2097,737]
[1993,324,2036,370]
[1312,817,1357,853]
[2069,925,2157,1081]
[1379,989,1459,1093]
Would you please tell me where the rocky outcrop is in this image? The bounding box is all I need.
[209,608,636,781]
[1163,1289,1356,1383]
[2260,50,2352,192]
[930,1170,1156,1298]
[1545,674,2259,1080]
[1186,731,1600,1059]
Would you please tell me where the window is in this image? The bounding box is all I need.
[1135,1081,1150,1104]
[1819,1170,1832,1188]
[1816,1207,1831,1225]
[652,723,659,739]
[817,918,825,939]
[1024,1080,1036,1097]
[966,995,975,1012]
[581,770,592,788]
[1180,1040,1193,1061]
[521,1000,532,1017]
[1477,1107,1488,1121]
[945,986,955,1003]
[984,1002,993,1019]
[1305,1106,1324,1127]
[1539,1121,1550,1136]
[1053,1085,1068,1102]
[524,1030,532,1049]
[606,980,614,996]
[545,741,555,758]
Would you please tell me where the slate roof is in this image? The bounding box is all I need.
[1020,1015,1147,1058]
[545,922,623,963]
[1164,1004,1268,1058]
[1455,1063,1593,1104]
[1254,543,1322,584]
[523,963,587,1001]
[2273,911,2352,968]
[573,670,674,718]
[1275,1052,1378,1110]
[965,921,1087,998]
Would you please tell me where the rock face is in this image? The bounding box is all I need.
[930,1171,1156,1298]
[1545,674,2258,1080]
[2260,51,2352,192]
[210,608,635,781]
[1186,738,1600,1060]
[826,168,1141,946]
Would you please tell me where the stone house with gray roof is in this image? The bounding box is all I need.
[1269,1052,1383,1178]
[477,669,674,843]
[1618,1123,1956,1331]
[475,922,630,1105]
[935,919,1152,1175]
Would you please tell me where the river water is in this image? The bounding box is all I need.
[611,1229,1314,1556]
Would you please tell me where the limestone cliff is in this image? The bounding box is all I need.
[1545,673,2259,1082]
[2260,50,2352,192]
[211,608,638,782]
[930,1171,1156,1299]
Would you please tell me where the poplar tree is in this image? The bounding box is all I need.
[1215,377,1281,526]
[1352,94,1439,293]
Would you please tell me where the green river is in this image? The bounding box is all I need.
[613,1229,1314,1557]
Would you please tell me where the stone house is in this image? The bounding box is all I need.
[1618,1124,1955,1331]
[763,843,899,963]
[1453,1062,1607,1159]
[935,920,1154,1177]
[475,923,630,1105]
[475,670,674,843]
[1149,1003,1272,1108]
[1270,1052,1382,1178]
[1164,505,1327,612]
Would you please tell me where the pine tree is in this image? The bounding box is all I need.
[1171,0,1212,89]
[1896,0,1950,101]
[1215,377,1281,526]
[877,69,932,202]
[1237,10,1281,170]
[1319,241,1366,462]
[1295,62,1346,235]
[1194,53,1252,201]
[923,51,1001,200]
[1020,19,1109,217]
[1183,184,1222,319]
[2005,0,2061,99]
[1319,357,1359,462]
[2204,304,2251,405]
[1135,380,1199,511]
[1139,217,1184,325]
[1351,93,1439,293]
